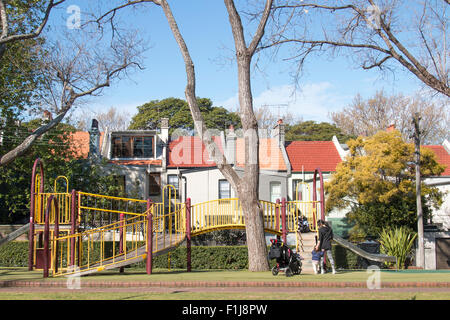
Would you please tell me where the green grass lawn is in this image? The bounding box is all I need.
[1,266,450,283]
[1,267,449,300]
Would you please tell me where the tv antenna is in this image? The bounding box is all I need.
[261,103,289,119]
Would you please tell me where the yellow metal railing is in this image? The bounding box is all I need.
[152,202,186,255]
[190,198,243,235]
[34,192,72,225]
[259,200,281,232]
[52,213,147,276]
[77,192,147,229]
[286,200,320,233]
[50,200,187,277]
[190,198,283,236]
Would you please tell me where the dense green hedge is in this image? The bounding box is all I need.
[0,241,362,269]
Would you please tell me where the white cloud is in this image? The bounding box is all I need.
[218,82,352,122]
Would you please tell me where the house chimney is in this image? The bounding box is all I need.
[89,119,100,158]
[160,118,169,144]
[273,119,285,146]
[226,124,237,165]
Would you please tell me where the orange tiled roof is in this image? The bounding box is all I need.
[235,138,287,171]
[423,145,450,176]
[167,136,224,168]
[285,141,341,172]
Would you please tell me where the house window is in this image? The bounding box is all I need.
[270,182,281,203]
[218,179,231,199]
[112,135,154,158]
[167,174,179,198]
[148,173,161,196]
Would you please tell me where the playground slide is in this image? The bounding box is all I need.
[333,235,397,264]
[0,223,30,247]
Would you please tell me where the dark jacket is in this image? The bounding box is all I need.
[318,225,333,251]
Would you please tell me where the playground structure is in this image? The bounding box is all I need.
[28,158,329,277]
[27,158,396,278]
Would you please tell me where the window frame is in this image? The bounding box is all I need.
[111,134,155,159]
[218,179,231,200]
[167,174,180,199]
[270,181,282,203]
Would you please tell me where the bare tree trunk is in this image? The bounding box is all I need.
[224,0,272,271]
[153,0,272,271]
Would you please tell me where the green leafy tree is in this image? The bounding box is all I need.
[325,130,445,239]
[285,121,355,142]
[129,97,241,134]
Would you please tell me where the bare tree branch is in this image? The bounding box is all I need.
[263,0,449,97]
[0,0,65,45]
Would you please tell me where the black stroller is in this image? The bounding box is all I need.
[268,237,302,277]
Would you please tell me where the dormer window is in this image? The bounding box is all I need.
[111,135,154,158]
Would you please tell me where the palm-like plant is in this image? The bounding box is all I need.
[379,227,417,269]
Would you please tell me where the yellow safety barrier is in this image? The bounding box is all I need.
[52,213,147,276]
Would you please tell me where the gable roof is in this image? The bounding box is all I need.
[422,145,450,176]
[285,141,342,172]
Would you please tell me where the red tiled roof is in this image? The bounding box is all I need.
[285,141,341,172]
[423,145,450,176]
[235,138,287,171]
[167,136,224,168]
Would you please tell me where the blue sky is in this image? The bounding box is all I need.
[49,1,423,124]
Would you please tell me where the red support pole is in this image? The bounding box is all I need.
[119,213,125,274]
[146,199,153,275]
[275,199,280,232]
[70,189,77,267]
[28,158,44,271]
[281,198,287,244]
[186,198,191,272]
[313,168,325,222]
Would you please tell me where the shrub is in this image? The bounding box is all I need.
[378,226,417,269]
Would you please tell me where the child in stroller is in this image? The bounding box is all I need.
[268,236,302,277]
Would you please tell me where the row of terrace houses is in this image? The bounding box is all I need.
[74,118,344,210]
[71,118,450,269]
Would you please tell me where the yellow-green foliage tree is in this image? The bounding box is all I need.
[325,130,445,239]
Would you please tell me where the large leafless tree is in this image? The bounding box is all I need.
[261,0,449,97]
[330,91,449,144]
[97,0,274,271]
